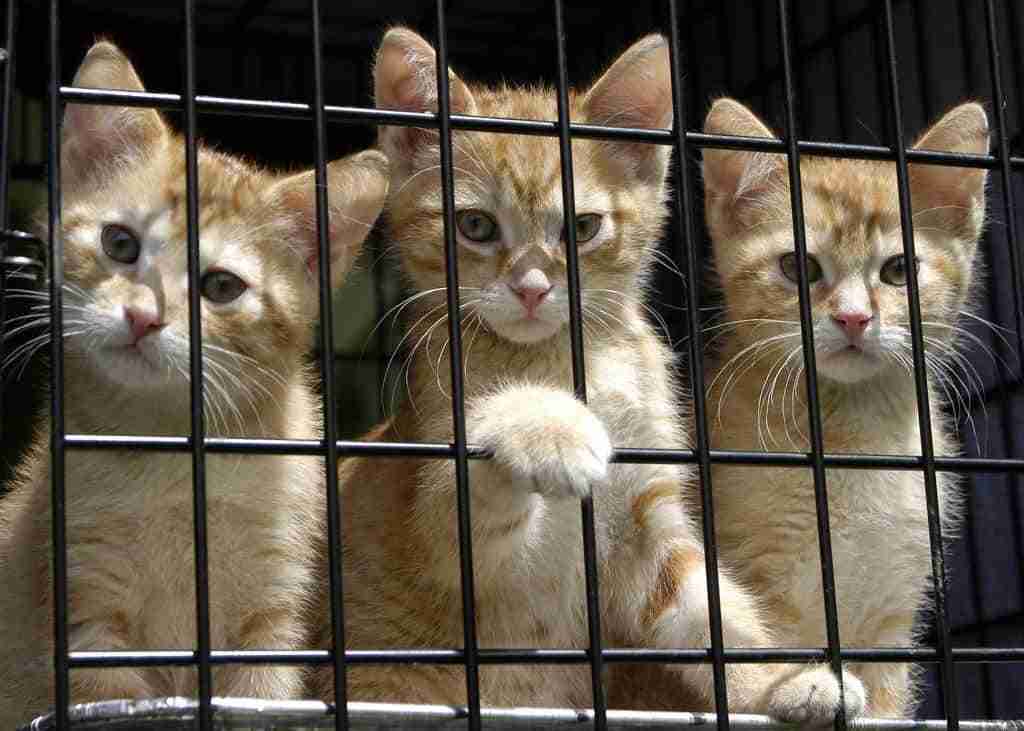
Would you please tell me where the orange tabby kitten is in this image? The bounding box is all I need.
[700,98,984,717]
[0,42,388,727]
[311,28,848,721]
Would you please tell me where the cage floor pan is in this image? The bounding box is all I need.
[18,699,1024,730]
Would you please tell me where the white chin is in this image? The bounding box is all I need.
[92,345,170,387]
[817,349,885,384]
[488,316,564,344]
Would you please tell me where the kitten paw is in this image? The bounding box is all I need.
[470,385,612,499]
[765,666,866,726]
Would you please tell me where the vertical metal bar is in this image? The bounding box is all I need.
[667,1,729,728]
[309,1,348,728]
[551,3,606,728]
[0,0,16,442]
[432,3,481,728]
[182,1,213,728]
[775,2,848,729]
[47,0,69,727]
[879,1,959,727]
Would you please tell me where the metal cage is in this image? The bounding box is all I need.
[1,0,1023,730]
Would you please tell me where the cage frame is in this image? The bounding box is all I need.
[0,1,1022,731]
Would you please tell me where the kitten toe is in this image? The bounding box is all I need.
[766,666,865,725]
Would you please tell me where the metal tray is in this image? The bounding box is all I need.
[18,699,1024,730]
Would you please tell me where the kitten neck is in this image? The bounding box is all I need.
[402,295,646,417]
[60,352,298,439]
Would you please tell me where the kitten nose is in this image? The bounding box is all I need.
[832,311,872,339]
[125,306,166,342]
[511,270,552,317]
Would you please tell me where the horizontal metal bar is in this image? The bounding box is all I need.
[61,435,1024,473]
[57,86,1014,168]
[66,646,1024,669]
[24,698,1024,731]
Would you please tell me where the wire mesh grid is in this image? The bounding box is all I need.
[0,0,1022,730]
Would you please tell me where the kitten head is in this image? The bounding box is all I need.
[703,98,988,385]
[48,42,388,425]
[374,28,672,345]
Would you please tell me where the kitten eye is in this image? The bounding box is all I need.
[101,224,141,264]
[779,252,823,284]
[574,214,603,244]
[880,254,918,286]
[456,209,499,243]
[200,270,248,304]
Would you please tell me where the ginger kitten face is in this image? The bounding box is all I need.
[374,28,672,345]
[704,99,989,385]
[50,43,388,409]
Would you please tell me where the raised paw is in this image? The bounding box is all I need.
[469,384,612,499]
[765,666,866,726]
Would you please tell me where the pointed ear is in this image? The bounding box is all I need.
[702,98,783,205]
[373,27,476,162]
[62,41,168,189]
[909,102,989,236]
[266,150,390,289]
[582,34,672,184]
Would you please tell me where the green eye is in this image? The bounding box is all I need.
[574,213,603,244]
[101,224,141,264]
[880,254,918,286]
[779,252,823,284]
[456,209,499,243]
[200,270,248,304]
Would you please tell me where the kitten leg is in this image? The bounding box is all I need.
[763,665,866,723]
[64,618,155,704]
[614,479,859,722]
[215,606,307,699]
[465,384,612,502]
[854,661,915,718]
[417,383,611,579]
[847,614,919,718]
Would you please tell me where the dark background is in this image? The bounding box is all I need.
[1,0,1022,721]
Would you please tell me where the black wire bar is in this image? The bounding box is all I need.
[880,0,959,726]
[550,2,607,727]
[62,645,1024,669]
[182,0,214,728]
[47,0,69,727]
[776,2,849,727]
[50,85,1024,170]
[59,433,1024,474]
[433,1,482,728]
[666,0,730,727]
[309,0,349,727]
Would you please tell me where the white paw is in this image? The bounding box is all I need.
[471,386,612,499]
[766,666,866,726]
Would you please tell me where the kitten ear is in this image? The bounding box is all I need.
[62,41,168,189]
[702,98,782,204]
[582,34,673,184]
[909,102,989,236]
[373,27,476,161]
[267,150,390,289]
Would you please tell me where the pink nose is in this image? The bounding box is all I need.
[832,311,872,339]
[125,306,165,342]
[512,284,552,317]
